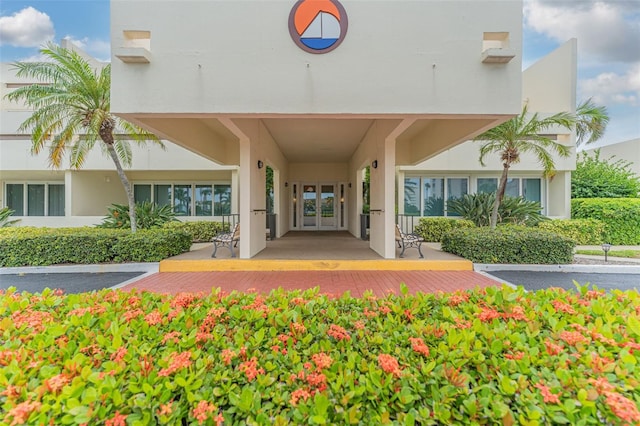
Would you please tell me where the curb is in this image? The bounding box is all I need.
[0,263,159,275]
[474,264,640,274]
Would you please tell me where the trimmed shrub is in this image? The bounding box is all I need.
[111,229,192,262]
[572,150,640,198]
[2,285,639,425]
[441,226,575,264]
[572,198,640,244]
[538,218,606,245]
[413,217,475,242]
[0,227,191,267]
[163,220,229,242]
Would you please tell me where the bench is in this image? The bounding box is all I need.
[395,223,424,258]
[211,223,240,258]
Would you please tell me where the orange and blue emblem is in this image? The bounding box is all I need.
[288,0,348,54]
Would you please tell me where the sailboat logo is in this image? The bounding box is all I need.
[288,0,348,54]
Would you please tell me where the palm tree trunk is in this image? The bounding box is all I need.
[105,144,137,233]
[490,165,510,229]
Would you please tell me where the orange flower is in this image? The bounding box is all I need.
[409,337,430,357]
[105,411,128,426]
[192,401,217,425]
[327,324,351,341]
[144,310,163,325]
[312,352,333,370]
[122,309,144,322]
[110,347,127,363]
[158,351,192,377]
[559,331,589,346]
[221,349,235,366]
[157,402,173,416]
[605,392,640,423]
[448,291,470,306]
[544,339,563,356]
[353,320,365,330]
[7,400,41,426]
[504,351,524,360]
[290,322,307,335]
[162,331,182,344]
[378,354,402,377]
[535,382,561,404]
[454,318,472,329]
[552,300,576,314]
[477,307,501,322]
[0,384,19,399]
[44,373,69,394]
[290,388,312,406]
[239,357,264,382]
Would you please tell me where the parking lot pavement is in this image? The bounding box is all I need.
[486,271,640,292]
[0,272,145,294]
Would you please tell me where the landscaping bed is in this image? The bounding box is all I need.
[1,285,639,425]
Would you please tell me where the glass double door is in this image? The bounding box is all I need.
[296,183,344,230]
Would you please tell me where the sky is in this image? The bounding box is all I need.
[0,0,638,148]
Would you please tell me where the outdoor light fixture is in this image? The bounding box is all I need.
[348,183,352,188]
[602,243,612,262]
[257,160,264,169]
[372,160,378,169]
[285,182,288,187]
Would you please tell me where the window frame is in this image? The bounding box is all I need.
[3,181,65,217]
[132,182,232,216]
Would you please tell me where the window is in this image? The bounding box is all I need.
[476,177,543,205]
[5,183,64,216]
[133,183,232,216]
[403,177,468,217]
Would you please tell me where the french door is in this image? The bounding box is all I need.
[292,182,346,230]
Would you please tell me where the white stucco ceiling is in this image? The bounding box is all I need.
[262,118,374,162]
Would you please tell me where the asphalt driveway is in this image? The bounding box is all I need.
[0,272,145,294]
[487,271,640,292]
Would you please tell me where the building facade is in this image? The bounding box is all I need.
[2,1,577,259]
[109,0,524,258]
[584,138,640,177]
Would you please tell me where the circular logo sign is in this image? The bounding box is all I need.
[288,0,348,54]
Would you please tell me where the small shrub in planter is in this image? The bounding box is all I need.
[1,285,639,425]
[163,221,229,242]
[0,207,19,227]
[441,225,575,264]
[98,202,177,230]
[447,193,547,227]
[413,217,475,242]
[538,218,605,245]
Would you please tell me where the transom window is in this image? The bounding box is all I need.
[4,183,65,216]
[133,183,231,216]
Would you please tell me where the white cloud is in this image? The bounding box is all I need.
[0,7,54,47]
[62,36,111,61]
[524,0,640,63]
[579,63,640,107]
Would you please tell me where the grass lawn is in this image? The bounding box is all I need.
[1,284,639,425]
[575,249,640,259]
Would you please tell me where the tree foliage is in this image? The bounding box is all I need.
[572,150,640,198]
[5,43,161,232]
[476,104,574,228]
[575,98,609,147]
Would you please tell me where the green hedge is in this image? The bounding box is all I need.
[441,226,575,264]
[537,219,606,245]
[2,285,640,425]
[163,221,229,242]
[412,217,475,242]
[0,227,191,267]
[572,198,640,244]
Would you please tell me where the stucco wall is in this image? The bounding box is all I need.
[111,0,522,116]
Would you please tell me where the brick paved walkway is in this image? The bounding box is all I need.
[121,270,502,297]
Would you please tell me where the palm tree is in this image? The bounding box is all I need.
[5,42,161,232]
[575,98,609,146]
[476,104,575,229]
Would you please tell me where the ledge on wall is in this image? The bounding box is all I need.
[115,47,151,64]
[481,48,516,64]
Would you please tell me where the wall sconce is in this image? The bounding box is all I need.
[602,243,611,262]
[348,183,352,188]
[371,160,378,169]
[285,182,288,187]
[257,160,264,169]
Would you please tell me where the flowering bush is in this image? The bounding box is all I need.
[1,284,639,425]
